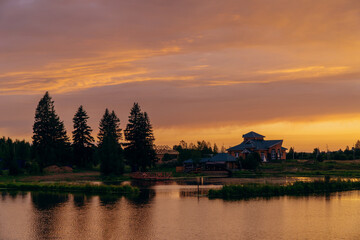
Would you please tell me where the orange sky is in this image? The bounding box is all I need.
[1,0,360,151]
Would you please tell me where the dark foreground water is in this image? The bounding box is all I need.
[1,179,360,240]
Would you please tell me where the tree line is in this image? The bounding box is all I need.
[287,143,360,162]
[172,140,226,162]
[0,92,156,175]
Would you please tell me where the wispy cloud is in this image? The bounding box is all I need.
[1,0,360,150]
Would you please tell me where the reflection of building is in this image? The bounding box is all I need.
[155,145,179,164]
[227,131,287,162]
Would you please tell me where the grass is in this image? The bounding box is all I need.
[208,179,360,200]
[0,182,139,196]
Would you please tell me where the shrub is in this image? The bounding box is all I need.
[241,153,261,170]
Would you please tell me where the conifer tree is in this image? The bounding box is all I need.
[32,92,70,168]
[213,143,219,154]
[124,103,156,172]
[97,109,124,175]
[72,105,94,168]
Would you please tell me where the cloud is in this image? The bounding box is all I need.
[1,0,360,150]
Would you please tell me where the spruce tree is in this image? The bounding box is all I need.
[97,109,124,175]
[32,92,70,168]
[213,143,219,154]
[124,103,156,172]
[72,105,94,168]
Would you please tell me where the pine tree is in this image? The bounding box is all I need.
[213,143,219,154]
[124,103,156,172]
[32,92,70,168]
[97,109,124,175]
[72,105,94,168]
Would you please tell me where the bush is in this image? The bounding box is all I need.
[25,161,40,175]
[241,153,261,170]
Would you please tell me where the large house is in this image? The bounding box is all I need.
[227,131,287,162]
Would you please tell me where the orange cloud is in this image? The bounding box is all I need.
[1,0,360,151]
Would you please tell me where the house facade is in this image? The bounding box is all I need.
[227,131,287,162]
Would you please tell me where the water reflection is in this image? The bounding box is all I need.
[31,192,69,210]
[2,182,360,239]
[128,189,155,205]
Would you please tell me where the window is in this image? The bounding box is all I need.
[271,149,276,160]
[261,153,267,162]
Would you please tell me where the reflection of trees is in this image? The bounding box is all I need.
[30,192,69,240]
[128,189,155,205]
[31,192,69,210]
[1,191,17,200]
[0,191,29,201]
[99,194,121,207]
[127,189,154,239]
[73,193,93,208]
[73,194,85,207]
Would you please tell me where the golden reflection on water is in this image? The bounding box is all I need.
[2,185,360,239]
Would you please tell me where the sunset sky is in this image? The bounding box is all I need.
[1,0,360,151]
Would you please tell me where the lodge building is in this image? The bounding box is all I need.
[227,131,287,162]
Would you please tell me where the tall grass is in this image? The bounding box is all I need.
[208,180,360,200]
[0,182,139,196]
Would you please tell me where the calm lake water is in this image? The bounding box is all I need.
[1,178,360,240]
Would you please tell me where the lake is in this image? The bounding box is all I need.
[1,178,360,239]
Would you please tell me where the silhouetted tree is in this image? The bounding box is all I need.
[98,109,124,175]
[32,92,70,169]
[0,137,32,175]
[241,152,261,170]
[354,140,360,159]
[72,105,95,168]
[220,145,226,153]
[213,143,219,154]
[124,103,156,172]
[173,140,219,163]
[287,147,295,160]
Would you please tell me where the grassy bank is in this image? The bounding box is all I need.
[208,179,360,200]
[0,182,139,196]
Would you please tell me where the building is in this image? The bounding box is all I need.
[155,145,179,164]
[183,153,238,172]
[227,131,287,162]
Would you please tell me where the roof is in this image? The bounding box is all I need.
[200,157,211,163]
[183,159,194,164]
[184,154,236,164]
[155,145,179,155]
[208,153,237,162]
[227,139,283,151]
[242,131,265,139]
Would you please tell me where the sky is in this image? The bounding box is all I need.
[1,0,360,151]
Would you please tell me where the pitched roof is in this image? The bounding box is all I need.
[227,139,283,151]
[184,154,236,164]
[183,159,194,164]
[242,131,265,138]
[208,153,237,162]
